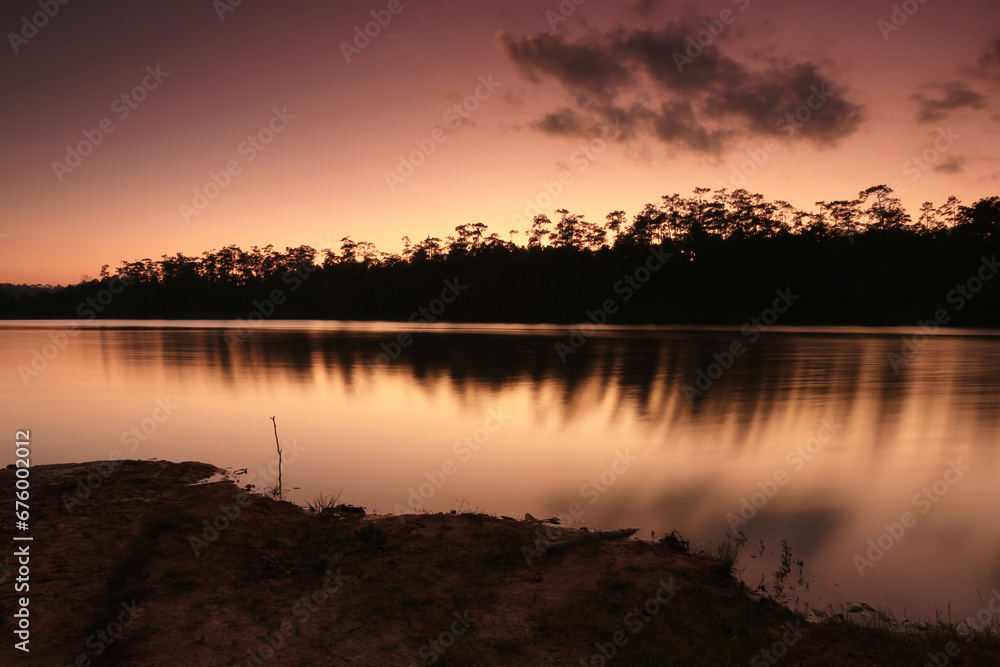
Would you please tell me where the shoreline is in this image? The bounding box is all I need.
[4,318,1000,337]
[2,459,999,665]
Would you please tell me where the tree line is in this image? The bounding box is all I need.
[3,185,998,326]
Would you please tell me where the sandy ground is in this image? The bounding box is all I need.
[0,459,997,666]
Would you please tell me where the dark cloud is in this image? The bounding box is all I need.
[530,108,590,136]
[496,21,865,156]
[530,104,642,141]
[495,31,629,98]
[911,82,986,122]
[934,156,967,174]
[975,35,1000,79]
[706,63,864,144]
[613,25,742,92]
[650,100,729,154]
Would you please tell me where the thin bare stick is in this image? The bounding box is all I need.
[270,415,282,499]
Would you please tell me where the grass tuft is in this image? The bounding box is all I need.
[305,489,344,513]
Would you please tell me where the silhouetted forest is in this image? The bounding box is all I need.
[3,186,999,326]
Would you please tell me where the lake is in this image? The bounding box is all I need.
[4,320,1000,622]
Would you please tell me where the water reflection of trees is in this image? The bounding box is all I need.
[96,327,1000,454]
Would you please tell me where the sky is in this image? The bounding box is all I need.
[1,0,998,285]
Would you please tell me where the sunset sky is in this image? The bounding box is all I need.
[1,0,998,285]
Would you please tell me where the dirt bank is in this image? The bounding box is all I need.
[0,460,997,666]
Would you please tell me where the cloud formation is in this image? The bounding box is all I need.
[934,156,967,174]
[496,20,865,156]
[499,32,629,98]
[974,35,1000,79]
[909,34,1000,123]
[911,82,986,123]
[531,108,591,136]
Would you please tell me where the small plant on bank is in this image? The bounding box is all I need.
[264,480,283,499]
[658,529,690,553]
[306,490,344,514]
[773,539,796,597]
[715,530,750,576]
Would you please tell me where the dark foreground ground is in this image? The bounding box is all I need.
[1,460,998,666]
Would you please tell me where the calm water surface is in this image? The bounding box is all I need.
[3,321,1000,620]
